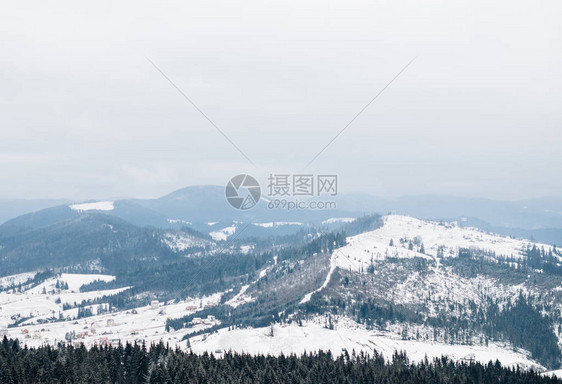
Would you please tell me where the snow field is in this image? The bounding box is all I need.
[189,317,542,371]
[4,292,224,350]
[335,215,556,273]
[210,225,237,241]
[69,201,114,212]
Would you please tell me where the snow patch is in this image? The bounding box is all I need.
[168,219,192,225]
[544,369,562,378]
[162,233,209,252]
[322,218,355,225]
[0,272,36,289]
[70,201,114,212]
[60,274,115,293]
[210,226,236,241]
[252,222,302,228]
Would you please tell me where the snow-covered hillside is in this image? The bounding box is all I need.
[162,233,211,252]
[334,215,557,272]
[292,214,562,372]
[0,272,36,289]
[301,215,559,318]
[0,274,128,326]
[1,272,225,349]
[189,318,542,371]
[210,225,236,241]
[3,292,223,350]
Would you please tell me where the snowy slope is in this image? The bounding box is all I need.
[253,222,302,228]
[162,233,211,252]
[292,215,562,371]
[300,214,548,317]
[25,273,115,294]
[4,292,224,350]
[189,319,542,371]
[61,273,115,292]
[544,369,562,378]
[334,215,556,273]
[69,201,114,212]
[0,272,36,289]
[2,214,559,372]
[322,218,355,225]
[0,274,126,326]
[210,225,236,241]
[225,265,272,308]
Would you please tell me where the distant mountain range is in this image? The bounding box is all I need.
[1,186,562,244]
[0,199,71,225]
[337,194,562,229]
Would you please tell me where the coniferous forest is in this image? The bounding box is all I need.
[0,337,560,384]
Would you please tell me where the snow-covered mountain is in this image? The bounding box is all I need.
[335,215,558,270]
[190,215,562,370]
[1,213,562,371]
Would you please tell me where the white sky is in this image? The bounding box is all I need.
[0,0,561,200]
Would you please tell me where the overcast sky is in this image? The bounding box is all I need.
[1,0,561,200]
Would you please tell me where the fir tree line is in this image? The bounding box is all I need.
[1,337,560,384]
